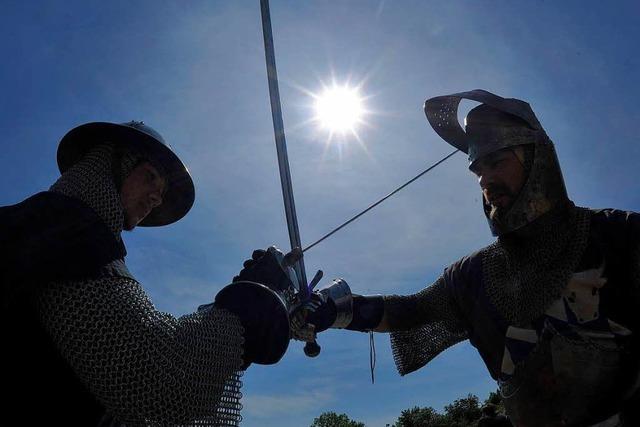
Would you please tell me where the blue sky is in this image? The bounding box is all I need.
[2,1,639,426]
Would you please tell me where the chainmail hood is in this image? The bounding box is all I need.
[424,90,570,236]
[465,104,570,236]
[50,143,140,238]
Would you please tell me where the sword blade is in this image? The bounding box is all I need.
[260,0,309,298]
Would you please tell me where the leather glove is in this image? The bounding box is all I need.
[291,279,385,339]
[233,247,298,294]
[291,279,353,343]
[300,292,338,333]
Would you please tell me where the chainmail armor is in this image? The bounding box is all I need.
[386,277,468,375]
[50,143,127,238]
[41,142,245,425]
[38,278,244,426]
[483,205,591,326]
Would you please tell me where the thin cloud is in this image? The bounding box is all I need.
[242,390,334,418]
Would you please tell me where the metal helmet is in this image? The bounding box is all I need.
[57,121,195,227]
[424,89,568,236]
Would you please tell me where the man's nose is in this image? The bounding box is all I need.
[478,171,496,190]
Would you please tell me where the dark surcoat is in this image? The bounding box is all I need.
[388,208,640,426]
[1,191,129,425]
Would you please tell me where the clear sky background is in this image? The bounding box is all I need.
[1,1,639,426]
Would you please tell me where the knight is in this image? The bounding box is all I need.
[245,90,639,426]
[1,121,295,426]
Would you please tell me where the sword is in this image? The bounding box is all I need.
[259,0,321,356]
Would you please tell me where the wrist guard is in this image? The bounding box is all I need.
[319,279,353,328]
[319,279,384,331]
[346,295,385,331]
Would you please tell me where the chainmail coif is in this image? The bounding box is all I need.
[483,204,591,326]
[40,143,245,426]
[49,143,131,238]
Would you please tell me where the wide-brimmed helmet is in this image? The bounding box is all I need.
[57,121,195,227]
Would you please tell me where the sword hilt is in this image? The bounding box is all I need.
[302,269,324,357]
[283,251,325,358]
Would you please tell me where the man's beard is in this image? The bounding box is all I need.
[489,203,508,226]
[485,184,517,224]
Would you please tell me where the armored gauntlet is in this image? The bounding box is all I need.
[304,279,385,333]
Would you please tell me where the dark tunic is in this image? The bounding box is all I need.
[444,209,640,425]
[1,192,129,425]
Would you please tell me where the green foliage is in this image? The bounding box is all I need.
[311,411,365,427]
[442,393,482,425]
[393,394,482,427]
[483,390,505,415]
[313,390,507,427]
[484,391,501,406]
[393,405,447,427]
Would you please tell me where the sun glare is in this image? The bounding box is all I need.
[314,85,364,134]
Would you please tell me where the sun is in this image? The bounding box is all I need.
[313,85,365,135]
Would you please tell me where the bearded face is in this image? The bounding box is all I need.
[469,147,528,225]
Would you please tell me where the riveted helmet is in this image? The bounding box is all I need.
[57,121,195,226]
[424,89,568,236]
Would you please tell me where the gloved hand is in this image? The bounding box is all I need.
[295,292,337,334]
[233,247,298,294]
[290,279,353,343]
[291,278,386,341]
[232,249,265,280]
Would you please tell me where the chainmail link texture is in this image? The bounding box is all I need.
[38,277,245,426]
[386,277,468,376]
[50,143,126,238]
[482,205,591,326]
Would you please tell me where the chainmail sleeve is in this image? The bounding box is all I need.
[386,277,468,376]
[37,276,245,426]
